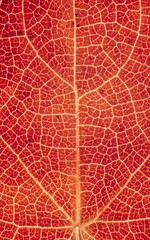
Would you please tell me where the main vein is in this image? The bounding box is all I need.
[73,0,81,227]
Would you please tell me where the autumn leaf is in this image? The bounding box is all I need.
[0,0,150,239]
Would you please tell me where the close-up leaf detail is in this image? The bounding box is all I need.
[0,0,150,239]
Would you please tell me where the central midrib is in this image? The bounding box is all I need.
[73,0,81,228]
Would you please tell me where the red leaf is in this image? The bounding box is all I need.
[0,0,150,239]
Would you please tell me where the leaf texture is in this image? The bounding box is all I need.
[0,0,150,239]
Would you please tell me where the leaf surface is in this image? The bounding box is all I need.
[0,0,150,239]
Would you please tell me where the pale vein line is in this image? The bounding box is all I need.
[75,21,138,36]
[69,229,76,240]
[102,47,119,70]
[94,218,150,224]
[73,0,81,227]
[0,35,25,40]
[12,227,18,240]
[84,154,150,228]
[21,1,74,91]
[0,137,74,224]
[116,22,138,34]
[0,220,73,229]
